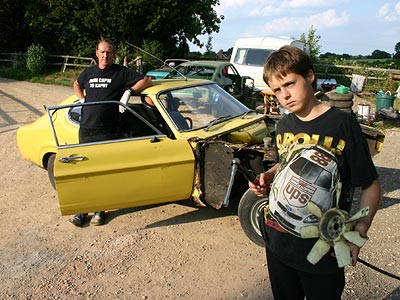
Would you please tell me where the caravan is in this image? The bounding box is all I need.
[230,36,310,91]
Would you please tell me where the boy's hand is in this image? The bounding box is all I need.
[249,172,274,196]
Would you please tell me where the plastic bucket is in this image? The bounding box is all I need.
[376,93,395,111]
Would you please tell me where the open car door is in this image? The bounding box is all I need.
[47,101,195,215]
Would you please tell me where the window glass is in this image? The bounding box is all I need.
[290,157,332,190]
[244,49,273,66]
[233,49,246,64]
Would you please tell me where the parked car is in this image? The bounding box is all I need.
[146,59,189,79]
[17,78,276,242]
[167,60,255,101]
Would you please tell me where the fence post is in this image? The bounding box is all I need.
[62,56,69,72]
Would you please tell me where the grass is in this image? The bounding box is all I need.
[0,66,81,86]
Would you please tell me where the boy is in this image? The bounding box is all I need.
[249,45,381,300]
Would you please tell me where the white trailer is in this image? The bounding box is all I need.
[230,36,310,91]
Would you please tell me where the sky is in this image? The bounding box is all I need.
[190,0,400,56]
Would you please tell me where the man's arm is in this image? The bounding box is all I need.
[130,76,153,94]
[73,80,85,100]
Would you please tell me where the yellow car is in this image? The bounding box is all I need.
[18,79,275,240]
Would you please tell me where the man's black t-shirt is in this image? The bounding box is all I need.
[77,64,144,129]
[264,106,378,274]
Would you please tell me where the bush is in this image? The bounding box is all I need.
[11,52,27,70]
[26,44,48,74]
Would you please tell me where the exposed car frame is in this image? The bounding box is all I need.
[17,78,276,243]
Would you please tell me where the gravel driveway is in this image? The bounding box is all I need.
[0,77,399,299]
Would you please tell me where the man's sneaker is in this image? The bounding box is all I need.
[69,214,87,227]
[91,211,106,226]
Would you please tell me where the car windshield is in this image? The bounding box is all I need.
[158,83,249,131]
[169,65,216,80]
[289,157,332,190]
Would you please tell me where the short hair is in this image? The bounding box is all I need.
[97,39,116,53]
[263,45,316,90]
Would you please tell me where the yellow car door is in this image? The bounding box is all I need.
[49,101,195,215]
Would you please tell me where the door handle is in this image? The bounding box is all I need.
[58,155,85,163]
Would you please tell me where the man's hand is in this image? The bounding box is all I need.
[119,90,131,113]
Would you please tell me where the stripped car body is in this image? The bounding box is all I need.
[146,59,189,79]
[167,60,255,101]
[17,79,275,217]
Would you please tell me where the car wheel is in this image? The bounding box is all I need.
[325,90,353,101]
[47,154,56,190]
[326,100,354,108]
[238,188,268,247]
[321,91,354,112]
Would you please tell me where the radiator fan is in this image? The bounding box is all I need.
[300,202,369,268]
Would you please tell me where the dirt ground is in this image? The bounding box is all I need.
[1,77,399,300]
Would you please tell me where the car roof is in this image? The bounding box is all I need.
[296,146,338,173]
[179,60,232,68]
[143,78,215,93]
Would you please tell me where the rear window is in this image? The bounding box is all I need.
[233,48,273,67]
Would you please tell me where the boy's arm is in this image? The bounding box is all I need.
[351,178,381,265]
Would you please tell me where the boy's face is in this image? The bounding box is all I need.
[268,70,315,115]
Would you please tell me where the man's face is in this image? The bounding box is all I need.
[96,42,115,69]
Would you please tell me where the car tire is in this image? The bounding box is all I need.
[321,91,354,112]
[47,154,56,190]
[324,90,353,101]
[238,188,268,247]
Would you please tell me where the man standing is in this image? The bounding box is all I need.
[70,39,152,227]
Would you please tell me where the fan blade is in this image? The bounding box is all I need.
[300,225,320,239]
[307,201,323,218]
[306,239,330,265]
[333,240,351,268]
[335,182,342,206]
[343,231,368,247]
[347,206,369,222]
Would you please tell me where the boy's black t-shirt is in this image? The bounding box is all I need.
[265,106,378,274]
[77,64,144,129]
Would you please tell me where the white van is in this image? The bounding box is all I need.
[230,36,310,91]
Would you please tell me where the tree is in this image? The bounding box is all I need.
[393,42,400,59]
[24,0,224,60]
[0,0,32,52]
[370,49,391,59]
[300,25,322,61]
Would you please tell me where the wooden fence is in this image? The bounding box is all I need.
[0,52,96,71]
[314,63,400,93]
[1,52,399,92]
[0,52,143,73]
[48,55,96,72]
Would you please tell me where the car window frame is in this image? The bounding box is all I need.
[46,100,165,148]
